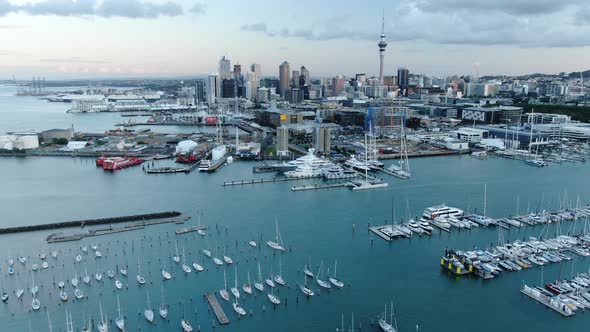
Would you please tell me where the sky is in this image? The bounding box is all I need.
[0,0,589,79]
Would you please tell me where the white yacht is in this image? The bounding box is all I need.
[284,148,333,178]
[421,205,464,220]
[198,159,211,172]
[344,155,371,172]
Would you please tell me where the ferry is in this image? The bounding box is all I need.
[198,159,211,172]
[175,154,197,163]
[102,157,144,171]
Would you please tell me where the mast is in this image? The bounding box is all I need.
[483,184,487,218]
[529,108,534,154]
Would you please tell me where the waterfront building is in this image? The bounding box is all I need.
[450,128,489,143]
[279,61,290,98]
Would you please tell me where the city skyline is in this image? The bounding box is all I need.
[0,0,589,79]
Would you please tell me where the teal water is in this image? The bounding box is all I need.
[1,91,590,331]
[0,155,589,331]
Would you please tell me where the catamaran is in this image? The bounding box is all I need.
[254,262,264,292]
[115,295,125,331]
[243,271,252,294]
[329,260,344,288]
[231,265,240,298]
[144,290,155,323]
[220,269,230,301]
[137,257,146,285]
[267,218,286,251]
[119,266,127,276]
[159,285,168,319]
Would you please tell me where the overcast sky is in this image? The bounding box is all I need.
[0,0,589,79]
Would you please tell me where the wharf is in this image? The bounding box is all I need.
[205,293,229,325]
[145,166,194,174]
[377,150,466,160]
[206,156,228,173]
[0,211,181,235]
[291,182,353,191]
[222,175,322,186]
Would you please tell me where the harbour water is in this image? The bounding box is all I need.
[1,87,590,331]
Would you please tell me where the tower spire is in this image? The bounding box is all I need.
[378,10,388,86]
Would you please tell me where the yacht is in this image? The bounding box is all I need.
[321,165,356,179]
[525,159,548,167]
[181,320,193,332]
[198,159,211,172]
[284,148,334,178]
[345,155,371,172]
[422,205,464,220]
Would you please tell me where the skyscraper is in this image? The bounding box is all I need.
[397,67,410,90]
[377,14,387,85]
[219,56,231,80]
[195,81,205,103]
[300,66,310,86]
[206,74,219,105]
[291,70,299,88]
[250,63,261,78]
[332,75,346,96]
[279,61,290,98]
[233,64,242,81]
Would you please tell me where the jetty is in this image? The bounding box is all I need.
[223,175,322,186]
[0,211,181,235]
[205,293,229,325]
[145,165,198,174]
[291,183,353,191]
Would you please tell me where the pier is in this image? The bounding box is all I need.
[205,293,229,325]
[0,211,181,235]
[222,175,322,186]
[145,165,196,174]
[205,156,228,173]
[520,285,575,317]
[291,182,353,191]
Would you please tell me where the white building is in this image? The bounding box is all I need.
[0,134,39,150]
[207,74,219,105]
[450,127,489,143]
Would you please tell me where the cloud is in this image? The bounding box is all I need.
[189,3,206,15]
[241,1,590,48]
[0,0,203,19]
[41,57,110,64]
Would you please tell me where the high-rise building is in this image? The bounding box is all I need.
[355,74,366,85]
[233,64,242,81]
[300,66,309,86]
[383,76,396,87]
[378,15,387,85]
[397,67,409,90]
[195,81,205,103]
[250,63,261,78]
[246,71,259,101]
[219,56,231,80]
[313,126,331,154]
[291,70,299,88]
[276,126,289,155]
[256,87,270,102]
[221,79,237,98]
[279,61,290,98]
[206,74,219,105]
[332,75,346,96]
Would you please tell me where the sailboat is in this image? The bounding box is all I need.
[182,247,192,274]
[378,302,397,332]
[144,290,155,323]
[202,249,212,257]
[329,260,344,288]
[65,309,73,332]
[119,265,127,276]
[162,259,172,280]
[220,269,230,301]
[114,278,122,290]
[300,273,315,296]
[181,302,193,331]
[243,271,252,294]
[83,263,90,285]
[304,258,315,278]
[249,240,257,247]
[192,250,204,272]
[137,257,146,285]
[71,269,79,288]
[173,241,181,263]
[352,133,389,191]
[15,278,24,299]
[159,284,168,319]
[267,286,280,305]
[60,289,68,302]
[30,275,39,296]
[31,295,40,311]
[273,258,285,286]
[98,303,108,332]
[107,269,115,279]
[42,260,49,269]
[75,253,82,263]
[267,218,286,251]
[388,121,411,179]
[74,288,83,300]
[197,207,206,236]
[233,296,247,316]
[115,295,125,331]
[254,262,264,292]
[231,265,240,298]
[316,261,331,289]
[265,266,276,288]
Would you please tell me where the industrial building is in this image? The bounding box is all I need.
[0,134,39,150]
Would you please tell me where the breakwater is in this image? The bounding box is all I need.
[0,211,181,234]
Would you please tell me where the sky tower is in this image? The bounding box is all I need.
[378,14,387,85]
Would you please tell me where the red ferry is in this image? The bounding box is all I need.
[175,154,197,163]
[96,155,107,166]
[102,157,144,171]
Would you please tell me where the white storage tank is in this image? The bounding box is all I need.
[176,140,198,154]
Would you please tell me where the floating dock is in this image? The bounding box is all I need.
[175,225,207,235]
[291,183,353,191]
[223,175,322,186]
[205,293,229,325]
[0,211,181,235]
[520,285,575,317]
